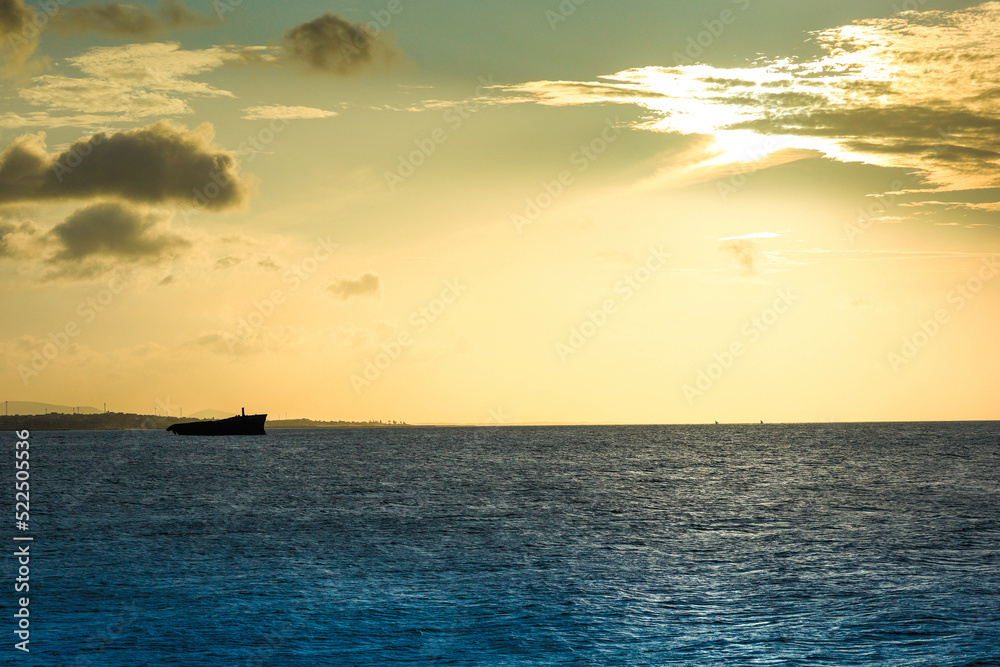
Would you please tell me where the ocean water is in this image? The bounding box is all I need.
[13,423,1000,665]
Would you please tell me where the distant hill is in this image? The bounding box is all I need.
[1,401,102,416]
[189,409,238,419]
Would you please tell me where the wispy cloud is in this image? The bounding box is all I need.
[11,42,256,126]
[327,272,382,301]
[0,111,112,129]
[241,105,338,120]
[497,3,1000,206]
[719,231,784,241]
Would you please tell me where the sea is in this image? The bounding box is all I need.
[11,422,1000,665]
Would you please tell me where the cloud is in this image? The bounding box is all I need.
[6,13,394,126]
[497,3,1000,207]
[963,202,1000,212]
[282,13,402,76]
[719,231,783,241]
[3,1,211,79]
[0,121,250,209]
[719,239,757,276]
[0,0,32,36]
[2,202,192,279]
[841,296,883,313]
[214,255,242,269]
[2,0,212,77]
[0,111,115,129]
[327,272,381,300]
[3,42,264,127]
[15,42,248,123]
[497,79,668,107]
[257,255,280,270]
[62,41,241,90]
[48,201,189,264]
[20,74,194,119]
[241,105,338,120]
[595,251,636,266]
[211,252,279,270]
[187,326,300,357]
[0,0,39,72]
[49,0,213,39]
[0,334,95,366]
[0,217,43,258]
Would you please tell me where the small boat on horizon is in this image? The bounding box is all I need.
[167,408,266,436]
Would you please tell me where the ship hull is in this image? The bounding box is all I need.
[167,414,266,436]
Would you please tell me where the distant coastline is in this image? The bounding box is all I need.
[5,409,993,432]
[0,412,412,432]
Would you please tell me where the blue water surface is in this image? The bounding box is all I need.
[10,423,1000,665]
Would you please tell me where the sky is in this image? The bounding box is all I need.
[1,0,999,424]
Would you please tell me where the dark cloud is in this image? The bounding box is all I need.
[719,240,757,276]
[213,253,280,271]
[327,272,381,300]
[845,140,1000,161]
[257,255,280,271]
[3,0,212,77]
[48,201,190,263]
[49,0,213,39]
[3,202,192,279]
[724,103,1000,190]
[0,0,38,68]
[0,121,250,209]
[698,77,756,87]
[0,0,31,35]
[926,144,1000,162]
[214,255,242,269]
[729,106,1000,141]
[723,90,830,109]
[843,140,940,156]
[282,13,402,76]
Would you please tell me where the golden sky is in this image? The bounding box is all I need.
[1,0,999,423]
